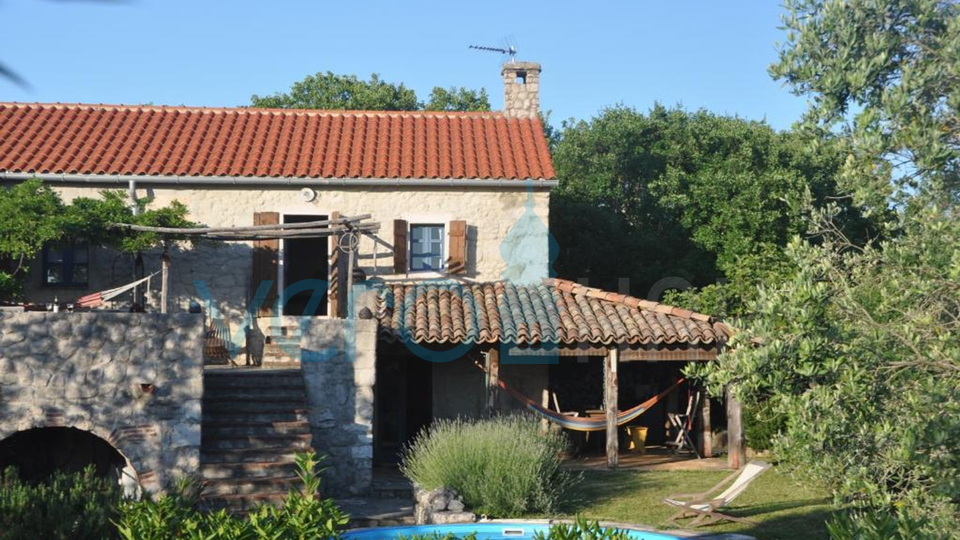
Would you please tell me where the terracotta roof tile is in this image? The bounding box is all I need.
[0,102,556,181]
[375,279,730,347]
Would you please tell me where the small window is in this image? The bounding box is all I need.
[409,224,444,271]
[42,241,89,287]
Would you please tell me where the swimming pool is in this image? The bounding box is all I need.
[342,522,684,540]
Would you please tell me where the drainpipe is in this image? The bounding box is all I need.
[128,179,143,309]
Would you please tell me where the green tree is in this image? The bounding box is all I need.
[0,179,196,302]
[550,105,865,315]
[251,72,490,112]
[424,86,491,112]
[772,0,960,209]
[694,2,960,535]
[690,206,960,536]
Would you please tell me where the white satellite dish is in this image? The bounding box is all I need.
[300,187,317,202]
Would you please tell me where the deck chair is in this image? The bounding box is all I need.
[662,460,771,528]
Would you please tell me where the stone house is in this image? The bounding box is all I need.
[0,62,732,507]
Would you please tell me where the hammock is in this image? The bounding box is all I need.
[75,272,160,308]
[497,376,685,432]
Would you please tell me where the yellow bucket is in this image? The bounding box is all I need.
[625,426,648,453]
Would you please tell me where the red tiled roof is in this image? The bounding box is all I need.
[374,278,730,347]
[0,102,555,181]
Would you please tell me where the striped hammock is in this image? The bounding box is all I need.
[75,272,159,309]
[497,377,685,432]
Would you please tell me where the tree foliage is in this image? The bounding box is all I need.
[251,72,490,112]
[550,105,867,315]
[691,206,960,534]
[772,0,960,208]
[694,2,960,535]
[0,179,197,301]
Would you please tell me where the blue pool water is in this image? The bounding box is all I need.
[342,523,682,540]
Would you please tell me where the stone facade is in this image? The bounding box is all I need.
[0,312,203,493]
[25,185,551,327]
[299,317,377,496]
[502,62,541,119]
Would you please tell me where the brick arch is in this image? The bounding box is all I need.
[0,409,164,492]
[0,423,148,495]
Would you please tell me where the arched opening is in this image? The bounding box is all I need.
[0,427,136,491]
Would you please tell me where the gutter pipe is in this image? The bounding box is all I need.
[0,172,558,189]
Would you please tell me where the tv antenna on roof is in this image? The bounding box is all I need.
[469,37,518,63]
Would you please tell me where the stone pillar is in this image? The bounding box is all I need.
[300,318,377,496]
[502,62,541,119]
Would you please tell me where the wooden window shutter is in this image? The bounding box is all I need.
[393,219,408,273]
[447,220,467,275]
[252,211,280,317]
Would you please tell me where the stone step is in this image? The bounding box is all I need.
[203,433,312,451]
[201,410,310,424]
[371,480,414,500]
[201,447,305,464]
[204,367,301,377]
[204,377,306,389]
[203,400,308,413]
[203,388,307,401]
[338,498,416,528]
[201,492,288,514]
[202,475,301,496]
[202,420,310,436]
[202,460,300,480]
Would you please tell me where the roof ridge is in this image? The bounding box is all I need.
[543,278,716,323]
[0,101,514,119]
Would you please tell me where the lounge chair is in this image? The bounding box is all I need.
[662,460,771,528]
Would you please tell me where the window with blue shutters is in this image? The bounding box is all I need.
[409,224,445,271]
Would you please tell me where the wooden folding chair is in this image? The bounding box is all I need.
[666,391,701,458]
[662,460,771,527]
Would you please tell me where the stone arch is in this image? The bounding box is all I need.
[0,424,144,497]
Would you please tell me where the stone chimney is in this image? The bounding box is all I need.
[502,62,541,119]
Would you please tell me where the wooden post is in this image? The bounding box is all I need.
[485,348,500,417]
[346,234,356,317]
[160,250,170,314]
[604,347,620,469]
[699,394,713,458]
[726,386,745,469]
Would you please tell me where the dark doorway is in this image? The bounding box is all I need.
[0,427,127,482]
[282,214,329,316]
[374,350,433,464]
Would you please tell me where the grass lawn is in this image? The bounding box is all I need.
[555,466,836,540]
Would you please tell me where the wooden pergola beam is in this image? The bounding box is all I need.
[112,214,372,235]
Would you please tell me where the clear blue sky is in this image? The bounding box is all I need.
[2,1,807,130]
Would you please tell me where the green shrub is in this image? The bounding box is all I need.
[400,415,579,517]
[115,452,349,540]
[533,517,631,540]
[0,466,123,540]
[742,402,785,453]
[827,509,940,540]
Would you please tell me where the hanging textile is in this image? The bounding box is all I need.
[497,376,685,432]
[75,272,159,309]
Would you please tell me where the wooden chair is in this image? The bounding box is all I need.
[662,460,771,528]
[666,391,701,458]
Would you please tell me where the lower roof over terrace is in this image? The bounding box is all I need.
[372,278,731,361]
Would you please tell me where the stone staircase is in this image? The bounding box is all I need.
[200,368,313,513]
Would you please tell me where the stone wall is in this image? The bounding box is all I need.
[25,185,551,326]
[299,317,377,496]
[0,312,204,493]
